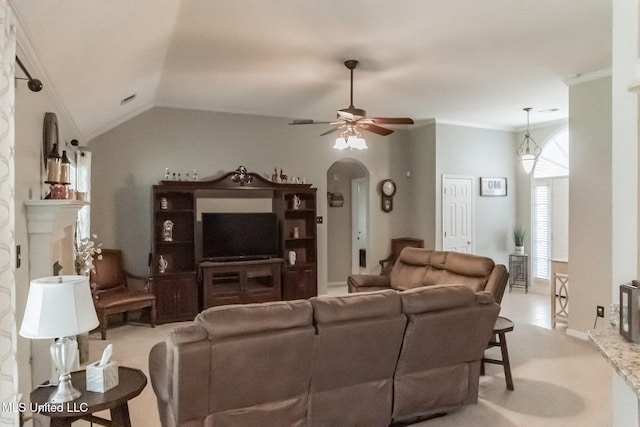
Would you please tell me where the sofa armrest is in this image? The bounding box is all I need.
[347,274,391,293]
[485,264,509,304]
[149,342,169,403]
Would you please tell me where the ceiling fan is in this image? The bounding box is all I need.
[289,60,414,144]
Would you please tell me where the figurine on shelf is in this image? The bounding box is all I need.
[280,168,288,184]
[292,195,301,210]
[158,255,169,274]
[271,167,278,182]
[164,168,170,180]
[162,220,174,242]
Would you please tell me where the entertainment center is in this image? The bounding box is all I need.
[151,166,318,323]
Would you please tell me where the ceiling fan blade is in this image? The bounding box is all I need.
[371,117,415,125]
[289,119,332,125]
[320,127,341,136]
[363,124,394,136]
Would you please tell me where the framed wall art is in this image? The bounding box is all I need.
[480,177,507,196]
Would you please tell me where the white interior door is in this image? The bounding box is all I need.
[442,175,474,253]
[351,178,368,273]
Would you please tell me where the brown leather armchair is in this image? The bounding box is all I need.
[90,249,156,340]
[379,237,424,275]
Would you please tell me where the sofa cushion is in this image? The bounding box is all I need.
[193,299,315,426]
[195,299,312,340]
[393,284,500,423]
[400,284,477,314]
[311,289,401,323]
[429,250,495,276]
[421,251,495,292]
[390,248,433,290]
[308,290,406,427]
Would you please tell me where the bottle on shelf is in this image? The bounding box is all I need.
[46,143,61,183]
[59,150,71,184]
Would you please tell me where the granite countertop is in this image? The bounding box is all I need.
[589,327,640,396]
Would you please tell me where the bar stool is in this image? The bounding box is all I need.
[481,316,514,390]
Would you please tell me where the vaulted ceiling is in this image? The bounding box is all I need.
[13,0,611,141]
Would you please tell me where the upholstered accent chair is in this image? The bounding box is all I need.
[378,237,424,275]
[90,249,156,340]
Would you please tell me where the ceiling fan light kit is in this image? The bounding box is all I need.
[516,107,542,174]
[290,59,414,150]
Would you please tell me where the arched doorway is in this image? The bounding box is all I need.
[326,159,369,286]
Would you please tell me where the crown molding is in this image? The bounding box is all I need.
[564,68,612,86]
[435,119,512,132]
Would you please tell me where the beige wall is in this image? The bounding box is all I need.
[434,123,517,266]
[569,75,612,333]
[407,122,437,247]
[14,49,80,391]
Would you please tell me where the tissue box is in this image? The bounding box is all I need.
[86,361,119,392]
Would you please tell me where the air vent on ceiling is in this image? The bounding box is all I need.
[120,94,137,105]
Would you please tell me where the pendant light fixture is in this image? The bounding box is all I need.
[516,107,542,174]
[333,125,367,150]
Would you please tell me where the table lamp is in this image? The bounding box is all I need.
[20,275,99,403]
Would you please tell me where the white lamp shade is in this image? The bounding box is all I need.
[351,137,368,150]
[333,137,348,150]
[520,154,536,174]
[20,275,99,339]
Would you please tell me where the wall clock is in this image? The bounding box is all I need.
[380,179,396,212]
[43,112,59,167]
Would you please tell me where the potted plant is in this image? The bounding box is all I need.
[513,227,526,254]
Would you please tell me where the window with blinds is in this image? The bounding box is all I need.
[532,127,568,283]
[533,182,550,281]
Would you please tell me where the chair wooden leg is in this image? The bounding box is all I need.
[150,302,156,328]
[498,332,514,391]
[101,313,108,340]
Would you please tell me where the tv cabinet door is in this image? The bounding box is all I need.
[243,264,282,303]
[202,266,243,307]
[282,265,317,300]
[153,273,198,323]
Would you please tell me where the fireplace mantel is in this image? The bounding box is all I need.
[24,199,89,386]
[25,199,88,234]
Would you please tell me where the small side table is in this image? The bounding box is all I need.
[30,366,147,427]
[508,253,529,293]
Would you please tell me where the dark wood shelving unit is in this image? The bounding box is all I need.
[151,188,198,322]
[151,167,317,321]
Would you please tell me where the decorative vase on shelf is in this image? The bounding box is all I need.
[292,195,301,210]
[288,250,297,265]
[158,255,168,274]
[515,246,525,254]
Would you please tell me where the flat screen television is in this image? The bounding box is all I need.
[202,212,279,260]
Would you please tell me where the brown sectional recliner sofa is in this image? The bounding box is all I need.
[149,284,500,426]
[348,247,509,304]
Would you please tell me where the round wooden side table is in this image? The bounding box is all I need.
[30,366,147,427]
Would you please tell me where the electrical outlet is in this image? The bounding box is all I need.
[596,305,605,318]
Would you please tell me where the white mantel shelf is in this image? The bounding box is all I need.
[25,199,88,234]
